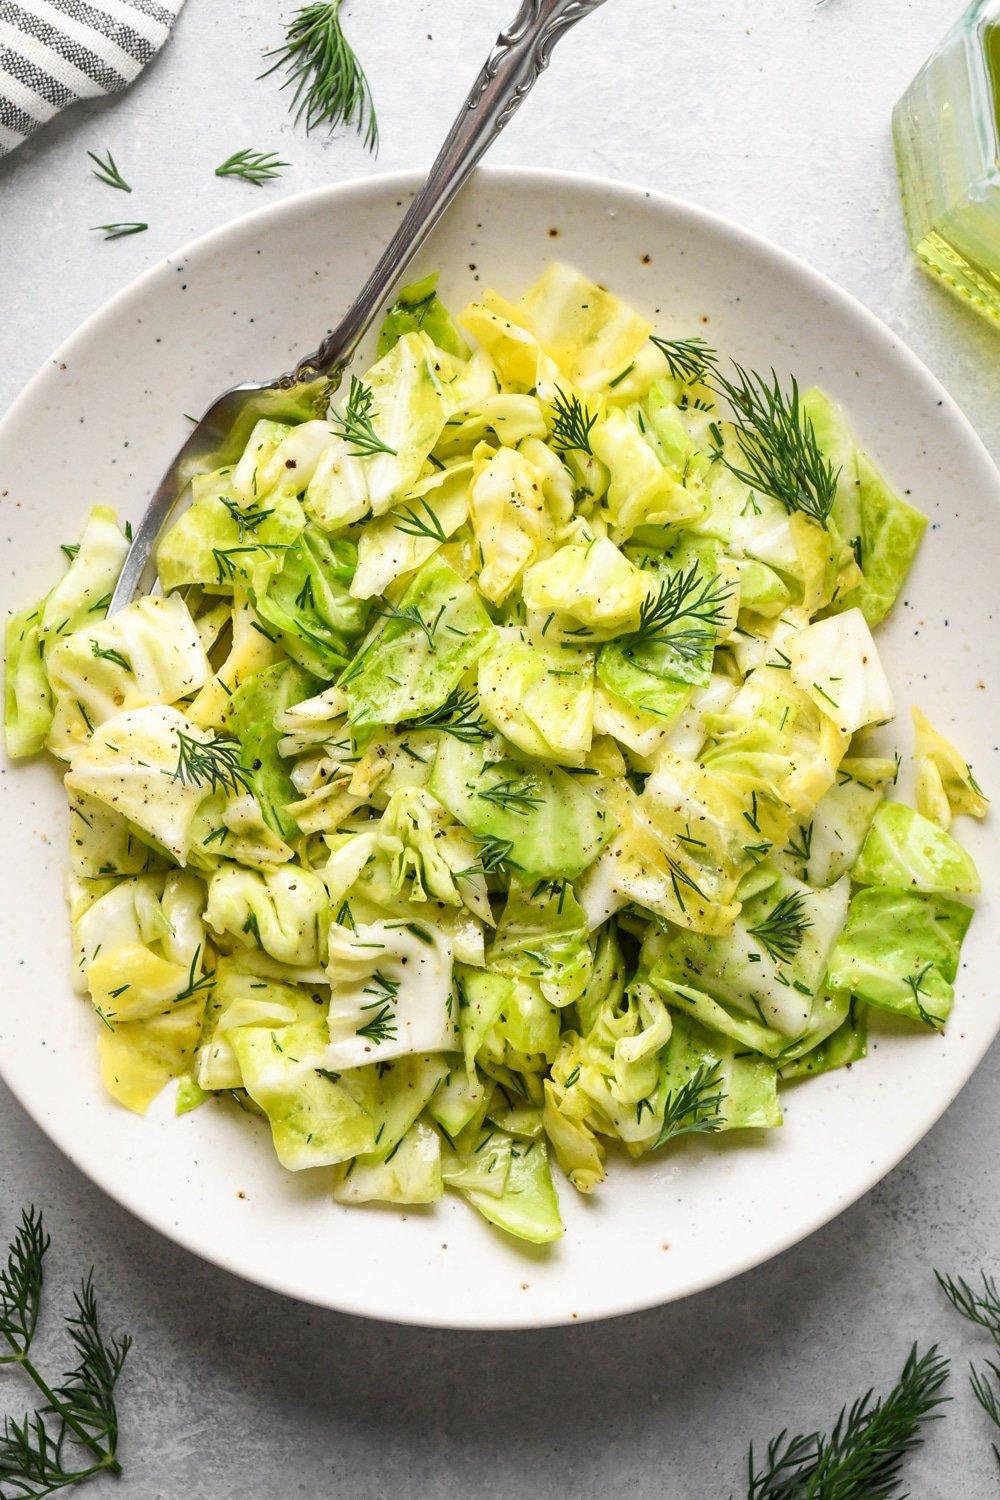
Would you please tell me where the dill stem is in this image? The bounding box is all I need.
[15,1349,121,1472]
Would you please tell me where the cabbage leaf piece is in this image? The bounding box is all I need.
[156,481,305,596]
[46,593,211,759]
[460,1137,563,1244]
[429,735,617,883]
[591,405,703,541]
[596,541,735,715]
[64,705,221,864]
[478,630,594,767]
[779,999,868,1080]
[803,387,926,625]
[338,1055,450,1167]
[701,663,848,820]
[912,706,989,830]
[98,1000,207,1115]
[646,867,850,1042]
[488,878,593,1008]
[325,919,455,1068]
[522,535,650,634]
[549,979,673,1150]
[39,505,129,646]
[787,607,893,737]
[187,587,285,731]
[517,262,651,391]
[376,786,491,921]
[657,1011,781,1135]
[350,461,471,601]
[305,332,450,526]
[851,801,980,895]
[205,864,330,968]
[253,528,370,677]
[825,886,973,1029]
[225,660,319,840]
[377,272,471,360]
[333,1120,444,1204]
[340,554,496,738]
[5,603,53,757]
[227,989,376,1170]
[468,443,553,604]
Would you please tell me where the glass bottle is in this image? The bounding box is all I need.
[893,1,1000,322]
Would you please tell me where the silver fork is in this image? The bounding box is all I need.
[108,0,607,613]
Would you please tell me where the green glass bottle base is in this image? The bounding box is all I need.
[912,228,1000,322]
[893,5,1000,328]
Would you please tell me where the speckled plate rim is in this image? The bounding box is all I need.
[1,166,997,1330]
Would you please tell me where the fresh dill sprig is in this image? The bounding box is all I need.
[713,363,839,526]
[215,148,289,185]
[333,375,397,458]
[747,892,812,965]
[471,833,516,875]
[356,1004,397,1045]
[261,1,378,150]
[375,600,443,649]
[403,688,489,744]
[91,222,147,241]
[741,1342,950,1499]
[476,778,542,815]
[665,854,707,915]
[649,334,716,385]
[0,1207,131,1491]
[904,962,943,1027]
[89,640,130,671]
[787,821,814,866]
[87,149,130,193]
[392,499,447,543]
[549,388,598,455]
[361,969,400,1005]
[218,498,275,541]
[174,946,214,1005]
[628,564,733,659]
[652,1062,726,1148]
[212,542,289,584]
[937,1268,1000,1463]
[171,731,253,797]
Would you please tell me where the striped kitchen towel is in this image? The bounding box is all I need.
[0,0,185,158]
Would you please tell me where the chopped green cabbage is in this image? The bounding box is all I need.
[5,262,982,1249]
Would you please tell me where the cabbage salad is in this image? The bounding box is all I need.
[4,264,989,1246]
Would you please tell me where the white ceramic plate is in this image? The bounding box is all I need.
[1,168,997,1330]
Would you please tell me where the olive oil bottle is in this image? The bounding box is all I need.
[894,1,1000,323]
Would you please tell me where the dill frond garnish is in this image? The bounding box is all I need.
[743,1343,949,1499]
[171,731,253,797]
[649,334,716,385]
[747,892,812,965]
[713,363,839,525]
[628,563,733,660]
[89,640,130,672]
[91,222,147,240]
[392,500,447,543]
[332,375,397,458]
[215,148,289,185]
[87,149,130,192]
[402,689,489,743]
[549,388,598,455]
[262,1,378,151]
[476,778,543,814]
[652,1062,726,1147]
[0,1206,131,1491]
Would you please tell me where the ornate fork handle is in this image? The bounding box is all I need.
[293,0,608,385]
[107,0,606,614]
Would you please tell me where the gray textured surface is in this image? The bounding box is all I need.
[1,0,999,1494]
